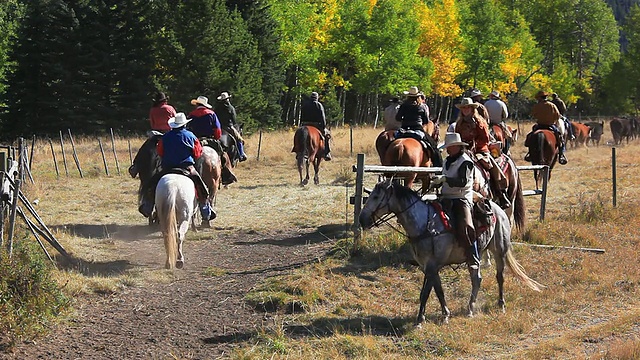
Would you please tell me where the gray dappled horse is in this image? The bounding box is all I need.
[359,179,543,325]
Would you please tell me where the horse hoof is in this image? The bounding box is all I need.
[314,179,319,185]
[302,179,309,186]
[201,220,211,228]
[176,260,184,269]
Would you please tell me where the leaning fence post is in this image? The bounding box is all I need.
[350,126,353,155]
[98,138,109,176]
[352,153,365,254]
[110,128,120,175]
[128,140,133,166]
[67,129,83,178]
[48,138,59,179]
[29,134,35,171]
[7,138,23,256]
[59,131,69,177]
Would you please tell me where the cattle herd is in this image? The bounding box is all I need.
[608,116,640,145]
[563,117,638,147]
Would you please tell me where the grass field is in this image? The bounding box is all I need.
[15,120,640,359]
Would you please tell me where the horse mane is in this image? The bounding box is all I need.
[390,181,420,202]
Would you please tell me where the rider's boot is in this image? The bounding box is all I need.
[324,136,332,161]
[238,141,248,162]
[557,132,568,165]
[138,172,163,217]
[466,241,481,270]
[189,171,216,221]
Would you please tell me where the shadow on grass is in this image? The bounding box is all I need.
[51,223,159,241]
[201,315,414,346]
[232,223,351,247]
[55,254,135,277]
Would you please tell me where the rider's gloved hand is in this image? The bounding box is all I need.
[431,175,446,185]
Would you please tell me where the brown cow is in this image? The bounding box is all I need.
[570,122,590,148]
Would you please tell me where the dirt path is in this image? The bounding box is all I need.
[4,163,352,359]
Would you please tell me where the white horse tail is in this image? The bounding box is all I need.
[505,249,545,292]
[159,184,178,269]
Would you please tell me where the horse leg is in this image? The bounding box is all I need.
[304,158,310,185]
[416,271,433,327]
[176,218,189,269]
[313,158,320,185]
[431,270,451,324]
[467,267,482,317]
[493,253,506,313]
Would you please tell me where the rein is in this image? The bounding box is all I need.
[369,185,431,238]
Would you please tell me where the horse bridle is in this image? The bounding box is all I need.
[367,181,423,235]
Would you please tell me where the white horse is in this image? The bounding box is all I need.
[155,174,196,269]
[359,179,543,325]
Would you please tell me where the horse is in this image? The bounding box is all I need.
[525,129,557,189]
[155,174,196,269]
[375,122,440,193]
[490,124,518,155]
[196,146,222,228]
[471,154,526,231]
[128,135,163,225]
[219,124,243,168]
[358,179,543,325]
[292,125,325,186]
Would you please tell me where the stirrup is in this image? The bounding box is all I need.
[524,153,531,162]
[324,153,332,161]
[559,154,568,165]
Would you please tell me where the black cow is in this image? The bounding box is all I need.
[584,121,604,146]
[610,117,636,145]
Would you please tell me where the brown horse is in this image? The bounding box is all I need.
[490,124,518,156]
[375,122,439,193]
[472,155,526,231]
[198,146,222,228]
[525,129,557,189]
[292,125,325,186]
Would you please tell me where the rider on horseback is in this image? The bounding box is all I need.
[525,91,568,165]
[188,95,238,185]
[139,113,215,220]
[395,86,442,167]
[301,91,332,161]
[128,92,176,178]
[431,132,481,271]
[484,90,512,144]
[454,97,511,209]
[550,92,575,141]
[215,91,247,162]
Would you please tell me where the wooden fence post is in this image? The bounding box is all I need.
[67,129,83,178]
[256,130,262,161]
[612,147,617,207]
[128,140,133,166]
[351,153,365,254]
[350,127,353,155]
[48,138,59,178]
[59,131,69,177]
[98,138,109,176]
[110,128,120,175]
[539,165,549,221]
[7,138,23,256]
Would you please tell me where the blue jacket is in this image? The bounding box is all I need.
[158,128,198,169]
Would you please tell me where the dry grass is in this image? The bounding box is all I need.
[17,120,640,359]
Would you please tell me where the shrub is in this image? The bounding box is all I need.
[0,240,70,350]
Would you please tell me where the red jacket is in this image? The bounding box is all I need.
[455,111,491,153]
[149,103,176,132]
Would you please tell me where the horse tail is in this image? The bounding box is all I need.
[505,249,544,292]
[302,126,310,160]
[159,185,178,269]
[513,172,526,231]
[534,131,545,163]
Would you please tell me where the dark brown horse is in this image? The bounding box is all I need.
[375,122,439,193]
[525,129,557,189]
[292,125,325,186]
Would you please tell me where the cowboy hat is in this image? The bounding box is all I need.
[535,91,549,99]
[168,112,191,129]
[442,132,468,148]
[403,86,420,96]
[490,90,501,98]
[455,97,479,109]
[153,92,168,102]
[469,89,482,98]
[310,91,319,100]
[190,95,212,108]
[217,92,232,101]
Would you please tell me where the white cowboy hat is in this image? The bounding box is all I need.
[442,132,468,148]
[490,90,501,98]
[469,89,483,97]
[217,92,231,101]
[403,86,420,96]
[190,95,212,108]
[168,112,191,129]
[455,97,480,109]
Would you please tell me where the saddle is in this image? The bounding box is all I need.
[395,129,442,167]
[430,199,494,237]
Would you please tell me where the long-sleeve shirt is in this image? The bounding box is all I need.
[301,99,326,130]
[484,99,508,125]
[396,100,428,130]
[455,111,491,153]
[157,128,202,169]
[187,107,222,139]
[149,103,176,132]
